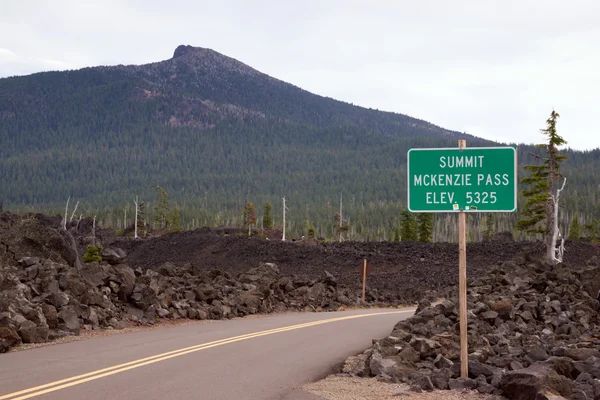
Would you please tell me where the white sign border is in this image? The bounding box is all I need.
[407,146,518,213]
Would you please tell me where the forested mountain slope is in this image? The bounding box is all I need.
[1,45,598,238]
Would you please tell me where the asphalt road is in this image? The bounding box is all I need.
[0,308,414,400]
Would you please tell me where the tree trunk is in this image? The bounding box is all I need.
[548,178,567,263]
[63,196,70,230]
[133,196,139,239]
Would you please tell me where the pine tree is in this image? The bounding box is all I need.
[483,213,496,241]
[393,226,400,242]
[517,110,568,261]
[137,200,146,237]
[585,220,600,243]
[568,216,581,241]
[243,201,257,236]
[263,201,273,230]
[307,220,316,239]
[83,244,103,263]
[400,210,418,241]
[154,186,172,230]
[417,213,433,242]
[170,206,182,233]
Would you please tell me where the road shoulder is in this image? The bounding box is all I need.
[302,375,488,400]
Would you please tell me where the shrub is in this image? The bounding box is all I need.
[83,244,103,263]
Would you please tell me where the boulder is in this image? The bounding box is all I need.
[534,389,569,400]
[370,350,412,382]
[239,263,279,290]
[468,359,496,378]
[101,248,126,265]
[448,377,478,390]
[0,327,21,352]
[81,263,111,287]
[19,257,40,267]
[19,319,49,343]
[45,291,70,308]
[194,283,220,303]
[130,283,158,311]
[411,337,440,358]
[236,291,262,311]
[431,368,453,389]
[40,304,58,329]
[343,350,371,377]
[433,354,454,369]
[500,363,572,400]
[558,348,600,362]
[57,306,81,334]
[111,264,136,301]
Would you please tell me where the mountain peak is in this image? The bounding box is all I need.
[173,44,200,59]
[168,44,266,80]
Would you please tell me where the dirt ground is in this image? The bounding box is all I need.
[303,376,489,400]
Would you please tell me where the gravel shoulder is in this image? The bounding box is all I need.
[303,376,488,400]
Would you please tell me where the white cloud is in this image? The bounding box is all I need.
[0,0,599,149]
[0,48,18,61]
[0,48,70,77]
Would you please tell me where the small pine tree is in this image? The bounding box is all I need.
[83,244,103,263]
[169,206,182,233]
[137,201,146,237]
[568,216,581,241]
[154,186,172,230]
[584,220,600,243]
[243,201,257,236]
[483,213,496,241]
[263,202,273,230]
[308,224,316,239]
[393,226,400,242]
[417,213,433,243]
[400,210,418,241]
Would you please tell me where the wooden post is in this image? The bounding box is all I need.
[282,197,286,242]
[458,139,469,378]
[362,259,367,304]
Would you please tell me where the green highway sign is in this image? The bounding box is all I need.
[407,147,517,212]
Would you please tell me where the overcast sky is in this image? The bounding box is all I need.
[1,0,599,150]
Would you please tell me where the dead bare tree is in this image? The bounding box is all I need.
[550,177,567,263]
[282,197,288,241]
[69,201,79,222]
[92,215,97,247]
[62,196,70,230]
[339,193,343,242]
[133,196,139,239]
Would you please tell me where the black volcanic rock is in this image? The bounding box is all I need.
[343,259,600,399]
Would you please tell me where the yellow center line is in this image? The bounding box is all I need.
[1,310,413,400]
